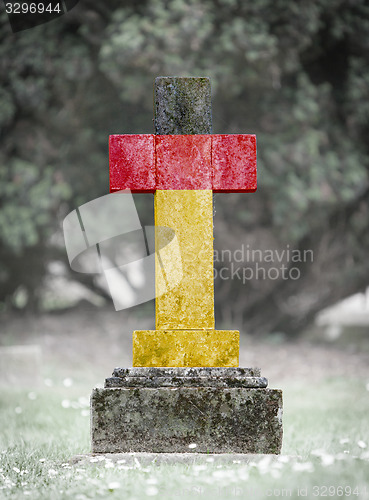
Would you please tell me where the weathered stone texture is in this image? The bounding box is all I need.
[91,386,283,454]
[105,376,267,388]
[154,77,212,135]
[113,367,261,377]
[132,330,239,367]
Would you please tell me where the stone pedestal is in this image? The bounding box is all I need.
[91,368,283,454]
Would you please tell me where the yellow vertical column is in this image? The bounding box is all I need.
[155,189,215,330]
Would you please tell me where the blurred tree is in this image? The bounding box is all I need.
[0,0,368,334]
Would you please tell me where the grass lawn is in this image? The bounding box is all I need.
[1,376,369,499]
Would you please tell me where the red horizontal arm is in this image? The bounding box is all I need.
[109,134,257,193]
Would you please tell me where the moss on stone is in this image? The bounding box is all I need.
[91,387,283,454]
[154,77,212,135]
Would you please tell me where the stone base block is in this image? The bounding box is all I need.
[91,368,283,454]
[133,330,239,367]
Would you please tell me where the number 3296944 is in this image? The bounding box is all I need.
[5,3,62,14]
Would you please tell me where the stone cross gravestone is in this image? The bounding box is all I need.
[91,77,283,454]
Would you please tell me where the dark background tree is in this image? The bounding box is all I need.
[0,0,368,335]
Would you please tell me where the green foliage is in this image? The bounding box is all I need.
[0,160,71,254]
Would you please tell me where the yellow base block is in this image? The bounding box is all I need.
[133,330,239,367]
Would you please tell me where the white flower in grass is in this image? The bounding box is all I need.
[4,477,14,487]
[321,454,335,466]
[63,378,73,387]
[238,468,249,481]
[212,468,238,482]
[61,400,70,409]
[39,459,46,463]
[81,410,89,417]
[104,462,114,469]
[24,491,31,496]
[292,462,314,472]
[117,459,126,464]
[44,378,53,387]
[358,440,367,449]
[108,482,121,491]
[78,396,89,407]
[188,443,197,449]
[15,407,22,414]
[193,464,207,472]
[48,469,58,477]
[256,455,272,473]
[271,468,281,479]
[366,382,369,391]
[13,467,20,474]
[206,457,214,463]
[212,469,226,478]
[90,458,99,463]
[27,392,37,400]
[339,438,349,444]
[311,449,325,457]
[146,477,158,485]
[146,486,158,496]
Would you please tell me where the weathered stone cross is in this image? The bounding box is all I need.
[109,77,256,367]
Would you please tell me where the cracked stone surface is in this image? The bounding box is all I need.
[107,367,266,388]
[91,386,283,454]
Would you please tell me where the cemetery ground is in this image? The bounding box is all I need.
[1,305,369,499]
